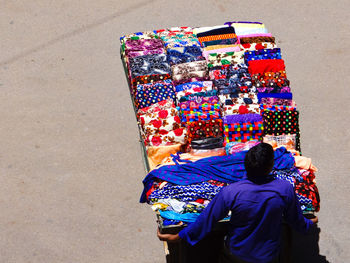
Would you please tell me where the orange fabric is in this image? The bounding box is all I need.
[147,144,183,171]
[198,33,237,43]
[294,156,318,172]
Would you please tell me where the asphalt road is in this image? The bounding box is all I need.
[0,0,349,262]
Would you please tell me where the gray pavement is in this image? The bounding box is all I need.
[0,0,349,262]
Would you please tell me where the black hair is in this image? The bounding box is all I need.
[244,143,274,179]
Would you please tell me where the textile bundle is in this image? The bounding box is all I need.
[120,22,319,226]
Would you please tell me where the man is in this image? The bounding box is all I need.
[157,143,318,263]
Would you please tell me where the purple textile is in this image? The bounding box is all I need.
[223,113,262,124]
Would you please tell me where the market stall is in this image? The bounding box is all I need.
[120,22,320,263]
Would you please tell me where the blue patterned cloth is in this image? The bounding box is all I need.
[244,48,282,62]
[149,181,223,202]
[167,46,204,65]
[140,147,295,202]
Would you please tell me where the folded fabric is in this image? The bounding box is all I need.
[173,76,210,86]
[257,92,293,102]
[179,90,218,102]
[207,51,245,68]
[145,128,187,146]
[196,26,236,38]
[131,74,171,89]
[248,59,286,74]
[240,36,275,44]
[202,38,238,47]
[204,44,239,51]
[257,86,291,93]
[175,81,213,93]
[240,42,277,51]
[140,108,182,135]
[125,39,164,51]
[137,99,175,116]
[193,25,229,35]
[187,119,223,142]
[203,46,241,59]
[237,33,272,42]
[172,71,209,82]
[167,46,204,65]
[244,48,282,62]
[223,121,264,144]
[120,31,158,45]
[219,92,258,105]
[272,168,298,188]
[129,54,171,78]
[191,137,224,149]
[181,111,221,123]
[147,144,183,171]
[127,48,165,58]
[198,33,237,43]
[140,147,295,202]
[260,104,296,111]
[260,97,296,106]
[222,104,260,115]
[179,96,219,108]
[149,181,223,202]
[251,70,289,88]
[171,60,208,75]
[295,174,320,212]
[223,113,262,124]
[262,109,300,150]
[225,140,260,155]
[134,80,176,109]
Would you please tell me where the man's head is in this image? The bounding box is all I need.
[244,142,274,179]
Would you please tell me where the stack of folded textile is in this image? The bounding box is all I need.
[120,21,320,226]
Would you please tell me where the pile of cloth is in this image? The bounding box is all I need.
[120,22,320,226]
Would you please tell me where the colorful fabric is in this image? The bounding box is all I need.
[120,31,158,44]
[125,39,164,52]
[207,51,245,68]
[222,104,260,115]
[145,129,187,146]
[167,46,204,65]
[127,48,165,58]
[257,92,293,102]
[262,110,300,150]
[173,76,210,86]
[225,140,260,155]
[129,53,170,78]
[131,74,171,89]
[179,96,219,108]
[134,80,175,109]
[179,90,218,102]
[137,99,174,116]
[171,60,207,75]
[223,114,264,144]
[202,38,238,47]
[148,181,223,202]
[260,97,296,106]
[257,86,291,93]
[172,71,209,83]
[244,48,282,62]
[251,70,289,88]
[240,42,277,51]
[196,26,236,38]
[140,147,295,202]
[219,93,258,105]
[210,64,253,93]
[187,119,223,142]
[203,46,241,59]
[198,33,237,43]
[140,107,182,135]
[295,171,320,212]
[248,59,286,74]
[260,104,297,111]
[240,36,275,44]
[175,81,213,92]
[263,134,297,150]
[181,111,221,123]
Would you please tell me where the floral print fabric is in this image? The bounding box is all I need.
[260,97,296,106]
[167,46,204,65]
[207,51,245,68]
[251,70,290,89]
